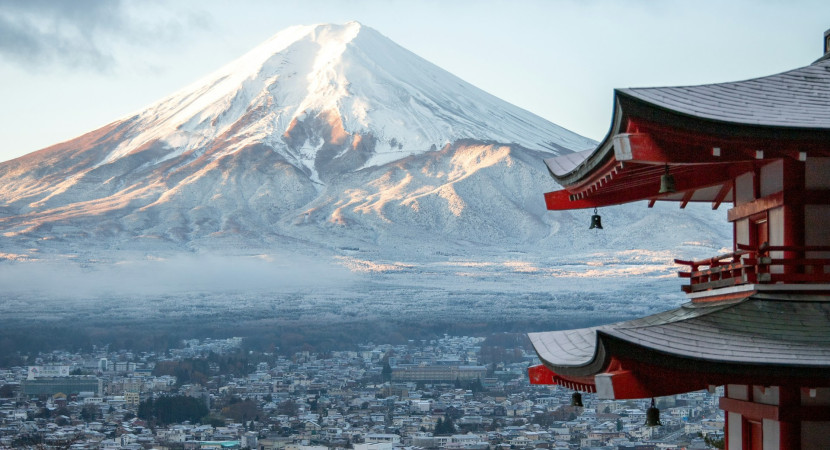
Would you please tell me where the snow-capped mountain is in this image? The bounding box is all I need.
[99,21,593,183]
[0,22,728,264]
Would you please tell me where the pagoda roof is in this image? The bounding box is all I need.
[620,58,830,131]
[543,57,830,203]
[530,294,830,373]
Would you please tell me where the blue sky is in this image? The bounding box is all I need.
[0,0,828,163]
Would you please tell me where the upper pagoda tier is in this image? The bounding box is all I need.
[528,36,830,449]
[543,57,830,211]
[529,40,830,398]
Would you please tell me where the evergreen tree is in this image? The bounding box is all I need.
[80,404,98,422]
[137,395,208,426]
[445,415,456,434]
[435,415,457,435]
[138,397,154,421]
[277,399,299,416]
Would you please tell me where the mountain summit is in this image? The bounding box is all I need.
[0,23,726,261]
[97,22,592,183]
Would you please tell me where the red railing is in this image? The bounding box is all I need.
[675,244,830,293]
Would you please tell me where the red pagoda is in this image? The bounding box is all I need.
[527,32,830,449]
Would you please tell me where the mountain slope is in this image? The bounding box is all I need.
[94,21,594,182]
[0,22,730,263]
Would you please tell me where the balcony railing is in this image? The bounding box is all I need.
[675,244,830,293]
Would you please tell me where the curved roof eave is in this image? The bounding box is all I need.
[544,58,830,187]
[528,326,608,378]
[529,295,830,379]
[543,97,623,187]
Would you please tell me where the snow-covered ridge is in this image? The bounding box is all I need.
[101,22,595,174]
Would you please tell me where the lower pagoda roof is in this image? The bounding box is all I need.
[528,294,830,398]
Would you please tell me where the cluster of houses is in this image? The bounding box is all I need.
[0,335,724,449]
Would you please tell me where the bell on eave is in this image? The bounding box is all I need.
[589,208,603,230]
[571,392,583,407]
[659,165,676,194]
[645,398,662,427]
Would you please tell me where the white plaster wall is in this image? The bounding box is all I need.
[802,387,830,405]
[763,419,780,450]
[736,172,755,205]
[803,422,830,449]
[806,157,830,189]
[769,207,785,274]
[805,205,830,269]
[805,205,830,247]
[761,160,783,197]
[728,412,743,450]
[729,384,750,401]
[736,219,749,247]
[753,386,780,406]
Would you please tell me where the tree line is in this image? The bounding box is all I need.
[138,395,209,426]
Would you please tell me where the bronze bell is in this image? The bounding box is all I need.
[589,208,603,230]
[645,398,662,427]
[658,165,676,194]
[571,392,583,407]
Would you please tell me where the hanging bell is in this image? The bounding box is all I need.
[571,392,583,407]
[658,165,676,194]
[589,208,603,230]
[645,398,662,427]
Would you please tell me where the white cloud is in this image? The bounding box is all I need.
[0,0,210,71]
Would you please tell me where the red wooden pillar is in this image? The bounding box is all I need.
[746,419,762,450]
[779,386,801,450]
[732,178,738,254]
[782,159,806,270]
[724,385,731,450]
[724,407,731,450]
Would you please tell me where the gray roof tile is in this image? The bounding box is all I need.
[530,296,830,369]
[621,59,830,128]
[544,59,830,181]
